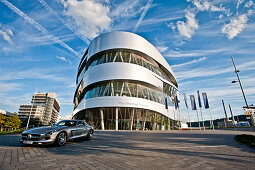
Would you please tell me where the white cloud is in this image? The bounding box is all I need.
[245,0,254,8]
[56,56,67,62]
[165,47,230,58]
[0,93,32,112]
[191,0,229,14]
[142,16,181,26]
[110,0,140,18]
[57,114,72,122]
[0,29,13,45]
[0,82,22,94]
[192,0,211,11]
[175,60,255,80]
[62,0,111,40]
[133,0,153,32]
[248,9,255,16]
[222,14,248,39]
[172,57,207,68]
[6,29,13,36]
[38,0,90,44]
[171,0,253,42]
[210,4,227,12]
[1,28,78,54]
[236,0,244,9]
[165,50,199,58]
[0,68,68,82]
[175,12,199,39]
[0,0,80,57]
[56,56,72,64]
[155,46,168,53]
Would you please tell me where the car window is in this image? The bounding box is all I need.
[67,121,77,126]
[55,120,77,126]
[77,121,83,126]
[56,121,66,126]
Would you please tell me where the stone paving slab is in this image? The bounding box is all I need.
[0,130,255,170]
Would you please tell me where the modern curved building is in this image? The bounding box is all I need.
[73,31,179,130]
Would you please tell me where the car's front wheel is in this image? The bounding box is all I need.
[86,130,93,140]
[56,132,67,146]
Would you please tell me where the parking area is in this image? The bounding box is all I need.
[0,130,255,170]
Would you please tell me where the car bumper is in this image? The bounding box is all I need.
[19,139,55,145]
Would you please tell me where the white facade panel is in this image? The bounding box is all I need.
[77,97,175,120]
[87,31,177,86]
[82,62,164,90]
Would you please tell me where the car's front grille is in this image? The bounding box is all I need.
[22,134,41,141]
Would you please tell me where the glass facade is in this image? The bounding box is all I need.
[73,107,178,130]
[74,80,177,109]
[77,50,172,84]
[73,32,179,131]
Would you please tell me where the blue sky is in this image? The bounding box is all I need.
[0,0,254,121]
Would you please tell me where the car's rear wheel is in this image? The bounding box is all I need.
[56,132,67,146]
[86,130,93,140]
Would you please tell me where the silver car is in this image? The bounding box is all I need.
[20,120,94,146]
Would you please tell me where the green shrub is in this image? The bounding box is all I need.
[0,129,24,135]
[235,134,255,147]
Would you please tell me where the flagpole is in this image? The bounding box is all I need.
[168,117,171,131]
[26,91,35,130]
[167,108,171,131]
[197,90,205,130]
[26,98,33,130]
[190,95,200,130]
[222,100,228,127]
[199,107,205,130]
[196,110,201,130]
[208,108,215,130]
[202,92,214,131]
[178,108,181,131]
[187,108,192,131]
[183,93,191,131]
[173,109,176,130]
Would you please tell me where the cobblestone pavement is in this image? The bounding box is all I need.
[0,130,255,170]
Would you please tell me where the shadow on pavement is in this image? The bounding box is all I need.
[0,131,254,164]
[48,131,255,163]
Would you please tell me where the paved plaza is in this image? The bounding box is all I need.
[0,130,255,170]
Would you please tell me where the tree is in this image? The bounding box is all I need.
[11,114,22,129]
[0,114,7,131]
[5,114,22,130]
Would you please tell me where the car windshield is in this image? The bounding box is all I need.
[54,120,77,127]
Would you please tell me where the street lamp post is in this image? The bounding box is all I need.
[231,56,249,108]
[26,95,34,130]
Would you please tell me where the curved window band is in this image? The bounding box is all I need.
[77,51,170,84]
[75,81,177,109]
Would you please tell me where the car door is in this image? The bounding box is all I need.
[82,121,89,135]
[68,121,80,138]
[75,121,85,136]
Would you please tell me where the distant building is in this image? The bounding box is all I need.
[57,115,72,122]
[0,109,6,115]
[0,109,14,117]
[189,114,253,128]
[18,92,60,125]
[244,106,255,126]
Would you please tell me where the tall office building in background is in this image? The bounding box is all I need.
[73,31,179,130]
[19,92,60,126]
